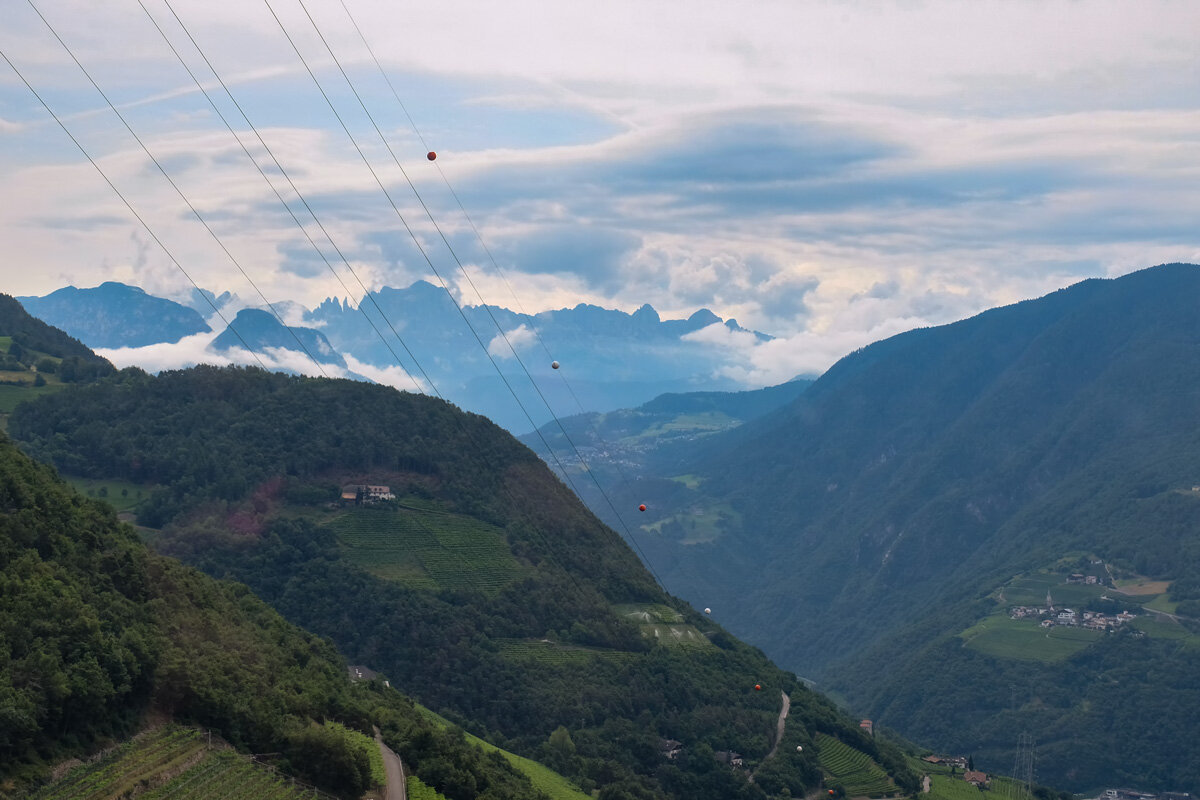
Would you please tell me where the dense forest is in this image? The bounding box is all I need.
[8,364,917,800]
[0,292,114,383]
[0,432,553,800]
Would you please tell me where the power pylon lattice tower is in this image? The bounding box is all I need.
[1007,733,1036,800]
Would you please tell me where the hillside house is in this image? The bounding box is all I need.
[860,719,874,736]
[659,739,683,759]
[964,771,989,787]
[715,750,744,767]
[1068,573,1086,584]
[341,484,396,505]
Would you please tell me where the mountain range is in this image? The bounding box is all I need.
[17,280,775,432]
[547,262,1200,792]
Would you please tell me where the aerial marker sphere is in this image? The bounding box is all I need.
[427,151,437,161]
[551,361,560,369]
[754,684,762,691]
[704,607,711,614]
[638,504,647,512]
[797,745,804,752]
[829,790,835,795]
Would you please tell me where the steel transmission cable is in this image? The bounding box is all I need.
[142,0,428,395]
[257,0,647,582]
[0,46,266,372]
[335,0,664,547]
[288,0,663,586]
[145,0,593,596]
[333,0,578,391]
[25,0,332,378]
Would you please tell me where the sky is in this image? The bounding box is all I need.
[2,0,1199,386]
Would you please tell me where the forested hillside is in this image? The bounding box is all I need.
[9,365,916,800]
[0,432,554,800]
[592,262,1200,791]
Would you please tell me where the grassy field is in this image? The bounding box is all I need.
[31,724,326,800]
[331,507,527,594]
[640,502,740,545]
[959,614,1103,662]
[1142,594,1179,614]
[1132,615,1200,643]
[0,381,64,413]
[413,704,590,800]
[64,477,153,513]
[815,733,896,797]
[998,572,1107,607]
[670,473,703,489]
[1114,578,1171,595]
[632,411,736,440]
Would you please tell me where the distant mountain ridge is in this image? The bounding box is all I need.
[18,280,778,431]
[211,307,346,368]
[19,282,211,347]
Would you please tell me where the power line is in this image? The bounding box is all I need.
[137,0,600,601]
[290,0,664,586]
[143,0,429,395]
[0,43,266,372]
[25,0,332,378]
[258,0,648,584]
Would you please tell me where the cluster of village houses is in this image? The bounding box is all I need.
[1098,789,1190,800]
[1008,581,1137,630]
[921,756,990,788]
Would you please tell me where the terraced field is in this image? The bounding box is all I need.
[959,614,1103,662]
[332,507,527,593]
[32,725,328,800]
[614,603,713,649]
[815,733,896,798]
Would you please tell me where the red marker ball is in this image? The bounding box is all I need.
[638,504,646,512]
[427,151,437,161]
[754,684,762,691]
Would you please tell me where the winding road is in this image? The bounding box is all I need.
[375,729,407,800]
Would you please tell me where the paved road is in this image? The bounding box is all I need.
[376,730,407,800]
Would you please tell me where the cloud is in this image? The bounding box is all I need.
[487,324,537,359]
[343,354,425,393]
[4,0,1200,384]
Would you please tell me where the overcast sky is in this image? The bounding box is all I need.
[2,0,1198,384]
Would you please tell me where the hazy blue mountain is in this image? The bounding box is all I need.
[20,280,776,432]
[307,281,776,430]
[520,378,813,494]
[184,286,238,316]
[583,262,1200,792]
[19,282,210,347]
[210,308,346,367]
